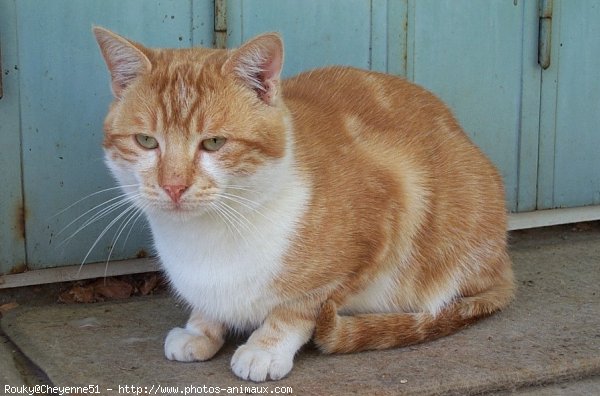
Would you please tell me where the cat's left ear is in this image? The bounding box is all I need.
[223,33,284,105]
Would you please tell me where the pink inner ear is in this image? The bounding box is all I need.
[262,50,282,83]
[259,51,282,103]
[260,80,276,103]
[228,34,284,105]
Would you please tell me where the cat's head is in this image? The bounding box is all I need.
[93,27,290,221]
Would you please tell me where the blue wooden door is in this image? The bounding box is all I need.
[227,0,537,213]
[0,0,214,273]
[227,0,406,76]
[538,0,600,209]
[230,0,600,214]
[2,0,599,275]
[405,0,540,213]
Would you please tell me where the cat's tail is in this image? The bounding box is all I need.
[313,280,514,354]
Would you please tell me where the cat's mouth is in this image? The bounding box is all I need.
[165,202,193,211]
[145,198,213,216]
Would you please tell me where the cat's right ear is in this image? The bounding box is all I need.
[223,33,284,105]
[92,26,151,98]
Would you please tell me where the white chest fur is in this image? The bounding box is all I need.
[147,178,310,331]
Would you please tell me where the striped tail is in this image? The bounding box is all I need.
[314,282,514,354]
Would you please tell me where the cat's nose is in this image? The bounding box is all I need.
[163,184,188,204]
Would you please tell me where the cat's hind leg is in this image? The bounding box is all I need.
[165,310,226,362]
[314,266,514,354]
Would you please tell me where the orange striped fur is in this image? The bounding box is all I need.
[94,27,514,381]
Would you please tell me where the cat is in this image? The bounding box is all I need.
[93,26,514,382]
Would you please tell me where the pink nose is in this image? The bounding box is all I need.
[162,184,188,203]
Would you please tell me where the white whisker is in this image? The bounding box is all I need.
[104,203,147,277]
[211,201,251,245]
[51,183,140,219]
[57,191,139,238]
[77,204,139,277]
[121,204,148,249]
[209,202,237,239]
[59,193,141,247]
[218,200,256,233]
[217,192,276,225]
[225,185,260,194]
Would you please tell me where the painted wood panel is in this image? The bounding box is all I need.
[407,0,540,212]
[227,0,543,212]
[538,0,600,209]
[516,1,544,213]
[227,0,405,77]
[3,0,599,274]
[0,0,27,274]
[14,0,213,269]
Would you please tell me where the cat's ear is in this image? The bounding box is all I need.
[92,26,152,98]
[223,33,284,105]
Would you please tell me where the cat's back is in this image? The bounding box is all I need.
[283,66,430,116]
[283,66,447,123]
[282,66,506,236]
[282,66,501,184]
[282,66,478,157]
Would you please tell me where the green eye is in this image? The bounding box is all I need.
[135,134,159,149]
[201,137,226,152]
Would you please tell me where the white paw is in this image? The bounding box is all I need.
[164,327,219,362]
[231,344,294,382]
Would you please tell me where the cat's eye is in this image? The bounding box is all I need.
[201,137,226,152]
[135,134,159,149]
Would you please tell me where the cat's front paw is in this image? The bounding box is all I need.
[164,327,222,362]
[231,344,294,382]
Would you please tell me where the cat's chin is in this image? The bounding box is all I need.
[145,204,209,222]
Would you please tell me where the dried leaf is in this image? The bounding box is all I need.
[572,222,594,232]
[139,274,159,295]
[57,290,75,304]
[0,302,19,314]
[57,273,163,304]
[58,285,95,303]
[92,278,133,300]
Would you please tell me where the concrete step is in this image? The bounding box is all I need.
[1,226,599,395]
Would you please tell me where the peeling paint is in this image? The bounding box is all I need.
[15,203,27,240]
[214,0,227,49]
[0,41,3,99]
[9,263,28,274]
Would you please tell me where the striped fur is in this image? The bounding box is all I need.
[94,27,514,382]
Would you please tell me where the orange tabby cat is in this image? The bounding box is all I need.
[94,26,514,382]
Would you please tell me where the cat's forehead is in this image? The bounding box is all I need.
[129,49,231,134]
[149,48,226,86]
[153,62,204,105]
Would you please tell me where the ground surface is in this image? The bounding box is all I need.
[1,223,599,395]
